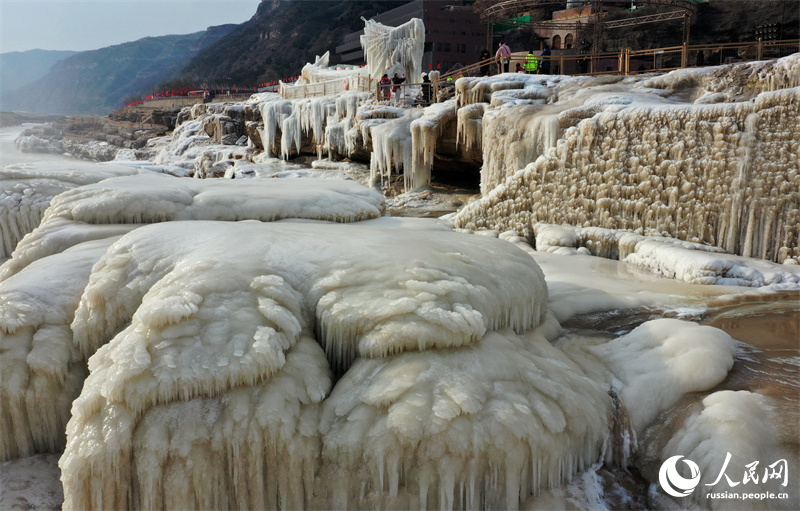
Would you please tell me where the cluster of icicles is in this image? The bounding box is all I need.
[248,55,799,264]
[453,56,800,264]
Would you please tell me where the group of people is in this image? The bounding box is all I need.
[489,41,552,75]
[379,73,406,100]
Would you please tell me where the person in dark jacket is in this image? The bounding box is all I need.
[540,46,551,74]
[391,73,406,101]
[479,49,490,76]
[421,73,432,105]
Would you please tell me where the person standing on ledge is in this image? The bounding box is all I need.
[496,40,511,73]
[524,49,539,74]
[540,45,551,74]
[379,74,391,100]
[480,48,490,76]
[391,73,406,101]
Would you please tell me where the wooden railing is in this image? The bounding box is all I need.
[373,81,435,107]
[280,38,799,104]
[281,75,375,100]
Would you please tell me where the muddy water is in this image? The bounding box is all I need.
[559,290,799,509]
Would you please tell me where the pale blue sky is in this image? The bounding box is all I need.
[0,0,263,54]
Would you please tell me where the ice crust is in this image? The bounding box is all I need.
[39,173,385,225]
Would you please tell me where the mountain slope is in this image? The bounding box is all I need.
[179,0,408,85]
[0,50,79,97]
[2,25,236,115]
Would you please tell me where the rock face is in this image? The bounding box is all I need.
[14,108,178,162]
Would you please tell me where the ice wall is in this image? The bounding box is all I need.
[0,239,118,460]
[454,55,800,264]
[258,92,372,161]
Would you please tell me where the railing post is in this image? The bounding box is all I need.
[757,37,763,60]
[681,41,688,68]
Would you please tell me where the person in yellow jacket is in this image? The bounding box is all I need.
[524,50,539,74]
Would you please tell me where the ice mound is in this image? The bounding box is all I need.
[61,266,330,510]
[1,177,386,462]
[0,161,141,259]
[57,219,548,509]
[40,173,385,226]
[592,319,737,434]
[0,239,119,460]
[319,327,610,510]
[72,220,547,374]
[647,390,795,507]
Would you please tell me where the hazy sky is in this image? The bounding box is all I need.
[0,0,263,54]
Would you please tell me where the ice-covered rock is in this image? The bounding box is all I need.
[454,55,800,265]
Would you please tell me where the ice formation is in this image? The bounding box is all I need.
[0,176,385,463]
[32,173,385,228]
[4,49,799,511]
[319,326,609,510]
[453,55,800,265]
[410,102,457,191]
[368,108,423,189]
[59,219,549,509]
[0,161,141,258]
[591,319,737,434]
[0,238,118,460]
[528,223,800,288]
[361,17,424,84]
[644,390,796,506]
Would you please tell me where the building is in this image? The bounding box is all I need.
[335,0,486,73]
